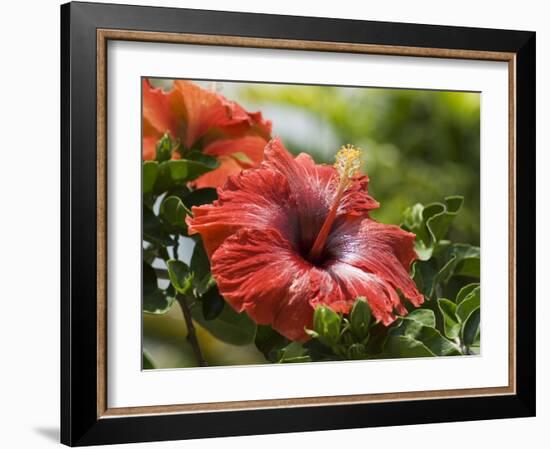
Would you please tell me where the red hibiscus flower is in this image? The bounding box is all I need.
[142,79,272,188]
[187,138,423,341]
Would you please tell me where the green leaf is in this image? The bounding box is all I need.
[143,289,172,314]
[277,342,310,363]
[429,244,480,299]
[402,203,424,231]
[474,327,481,347]
[402,196,463,261]
[433,256,461,289]
[185,151,219,174]
[456,283,480,303]
[469,345,480,355]
[438,298,461,339]
[201,284,225,320]
[415,243,480,300]
[365,322,393,355]
[168,152,220,183]
[347,343,367,360]
[165,185,191,203]
[143,244,157,265]
[280,356,311,363]
[152,161,176,194]
[156,133,173,162]
[191,302,257,346]
[190,237,211,292]
[160,196,191,233]
[387,310,460,356]
[143,262,158,295]
[143,205,175,246]
[385,336,435,357]
[142,351,155,369]
[143,263,175,314]
[411,259,438,297]
[426,196,463,244]
[414,326,461,356]
[349,297,371,340]
[456,287,480,322]
[440,244,480,280]
[255,325,289,361]
[143,161,159,193]
[313,306,341,347]
[167,160,189,181]
[455,256,480,278]
[388,317,423,339]
[462,307,480,347]
[302,338,336,362]
[405,309,436,328]
[166,259,193,295]
[402,204,431,260]
[152,156,219,194]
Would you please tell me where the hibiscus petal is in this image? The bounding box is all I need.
[203,136,268,167]
[327,261,407,325]
[187,166,298,257]
[211,228,343,341]
[142,79,177,140]
[326,217,424,317]
[247,111,273,140]
[214,99,272,140]
[193,156,246,190]
[295,151,380,217]
[338,175,380,216]
[194,136,268,188]
[142,136,157,161]
[169,81,272,149]
[169,80,228,148]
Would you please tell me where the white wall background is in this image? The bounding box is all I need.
[0,0,546,448]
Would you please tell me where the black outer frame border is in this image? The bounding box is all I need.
[60,1,536,446]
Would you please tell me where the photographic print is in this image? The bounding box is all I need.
[142,78,481,369]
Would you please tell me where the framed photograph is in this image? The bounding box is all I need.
[61,1,535,446]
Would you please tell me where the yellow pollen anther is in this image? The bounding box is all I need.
[308,144,363,263]
[334,144,362,188]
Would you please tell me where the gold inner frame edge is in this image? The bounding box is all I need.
[96,28,517,419]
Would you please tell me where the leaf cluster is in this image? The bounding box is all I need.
[142,136,257,368]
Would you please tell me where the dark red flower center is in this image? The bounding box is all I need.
[307,188,344,264]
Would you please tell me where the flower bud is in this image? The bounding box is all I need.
[313,306,341,347]
[350,297,372,341]
[156,133,173,162]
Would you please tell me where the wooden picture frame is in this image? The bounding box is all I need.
[61,1,535,446]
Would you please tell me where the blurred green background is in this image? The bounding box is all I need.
[235,82,480,245]
[144,79,480,368]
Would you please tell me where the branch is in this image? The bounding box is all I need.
[176,294,208,367]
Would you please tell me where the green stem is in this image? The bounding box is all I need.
[176,294,208,367]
